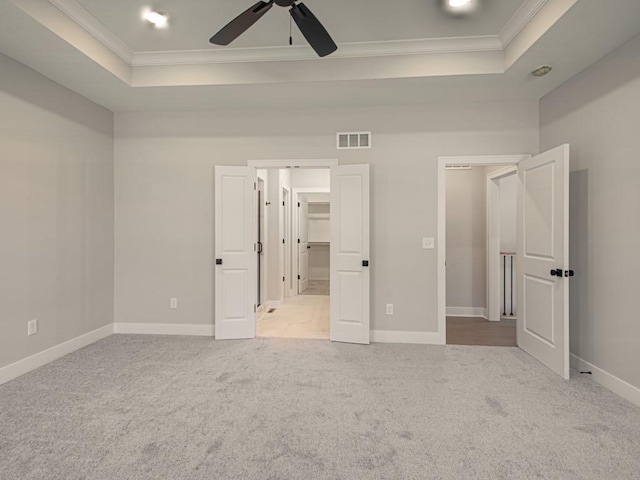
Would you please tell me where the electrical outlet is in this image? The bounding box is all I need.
[170,298,178,309]
[27,319,38,336]
[386,304,394,315]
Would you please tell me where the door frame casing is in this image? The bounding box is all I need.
[437,155,531,345]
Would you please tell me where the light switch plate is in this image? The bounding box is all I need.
[422,237,435,249]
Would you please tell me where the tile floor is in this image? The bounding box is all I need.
[257,295,330,339]
[300,280,330,296]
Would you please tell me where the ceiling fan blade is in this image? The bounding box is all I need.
[290,3,337,57]
[210,1,273,46]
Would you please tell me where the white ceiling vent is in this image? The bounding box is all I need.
[445,165,472,170]
[337,132,371,150]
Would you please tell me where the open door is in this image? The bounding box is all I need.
[517,145,570,378]
[214,166,256,340]
[298,198,309,293]
[330,164,370,344]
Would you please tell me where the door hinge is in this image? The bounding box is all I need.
[297,275,301,280]
[282,201,285,206]
[298,202,300,207]
[283,276,285,282]
[297,238,300,244]
[254,182,256,190]
[282,238,285,244]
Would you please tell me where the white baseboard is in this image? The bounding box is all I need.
[114,323,214,337]
[371,330,443,345]
[0,323,114,386]
[266,300,281,310]
[570,354,640,408]
[446,307,488,319]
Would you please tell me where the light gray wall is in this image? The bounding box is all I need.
[540,34,640,389]
[291,169,330,189]
[445,168,487,310]
[0,53,114,369]
[114,101,537,333]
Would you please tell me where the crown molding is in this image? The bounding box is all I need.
[48,0,134,64]
[499,0,548,48]
[132,36,502,67]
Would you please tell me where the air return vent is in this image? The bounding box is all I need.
[337,132,371,149]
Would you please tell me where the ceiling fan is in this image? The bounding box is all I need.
[209,0,337,58]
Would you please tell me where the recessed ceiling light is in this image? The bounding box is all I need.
[442,0,478,15]
[448,0,471,7]
[143,10,168,29]
[532,65,553,77]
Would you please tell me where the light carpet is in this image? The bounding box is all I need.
[1,335,639,479]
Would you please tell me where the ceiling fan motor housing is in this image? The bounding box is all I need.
[275,0,295,7]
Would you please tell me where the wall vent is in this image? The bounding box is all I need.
[445,165,472,170]
[337,132,371,149]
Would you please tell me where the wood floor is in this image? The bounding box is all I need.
[446,316,517,347]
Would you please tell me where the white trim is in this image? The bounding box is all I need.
[248,159,337,169]
[0,324,114,386]
[570,354,640,408]
[446,307,488,319]
[371,330,443,345]
[438,155,531,165]
[437,154,531,346]
[498,0,548,48]
[48,0,134,64]
[487,164,518,180]
[114,323,214,337]
[134,36,502,66]
[266,300,281,310]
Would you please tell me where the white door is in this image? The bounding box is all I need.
[298,198,309,293]
[517,145,570,378]
[214,166,256,340]
[330,164,370,344]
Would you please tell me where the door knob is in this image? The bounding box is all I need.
[550,268,562,276]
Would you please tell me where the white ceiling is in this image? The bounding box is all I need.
[76,0,525,51]
[1,0,640,112]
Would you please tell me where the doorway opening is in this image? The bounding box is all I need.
[438,147,571,378]
[255,168,331,340]
[215,160,370,345]
[440,157,523,347]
